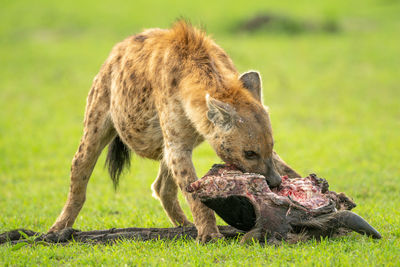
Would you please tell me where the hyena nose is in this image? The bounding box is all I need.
[266,167,282,188]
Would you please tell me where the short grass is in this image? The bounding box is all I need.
[1,0,400,265]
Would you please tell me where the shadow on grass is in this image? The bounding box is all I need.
[234,12,340,35]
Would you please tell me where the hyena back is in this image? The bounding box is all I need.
[49,21,300,242]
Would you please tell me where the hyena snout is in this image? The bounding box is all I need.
[264,160,282,188]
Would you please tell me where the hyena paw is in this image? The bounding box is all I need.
[48,222,68,233]
[181,221,195,227]
[196,230,224,243]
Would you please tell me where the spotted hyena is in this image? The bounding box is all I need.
[49,21,300,242]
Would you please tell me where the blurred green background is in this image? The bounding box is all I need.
[1,0,399,265]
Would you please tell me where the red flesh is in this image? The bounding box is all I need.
[273,175,329,209]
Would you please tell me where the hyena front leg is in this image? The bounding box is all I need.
[151,161,193,227]
[159,110,222,242]
[164,146,222,242]
[49,83,115,232]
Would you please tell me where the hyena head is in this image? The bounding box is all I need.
[206,71,282,187]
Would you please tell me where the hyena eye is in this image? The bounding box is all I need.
[244,150,259,160]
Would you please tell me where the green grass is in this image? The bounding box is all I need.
[1,0,400,265]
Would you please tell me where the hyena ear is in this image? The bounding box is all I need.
[240,71,262,103]
[206,94,236,131]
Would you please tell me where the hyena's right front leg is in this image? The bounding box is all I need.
[49,84,115,232]
[164,146,221,242]
[159,116,221,241]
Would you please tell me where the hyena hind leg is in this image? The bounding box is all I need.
[49,91,116,232]
[152,161,193,227]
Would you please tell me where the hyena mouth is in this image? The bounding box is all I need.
[187,164,381,243]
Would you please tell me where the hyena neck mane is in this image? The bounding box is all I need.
[169,21,263,139]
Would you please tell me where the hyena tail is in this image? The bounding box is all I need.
[105,135,131,189]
